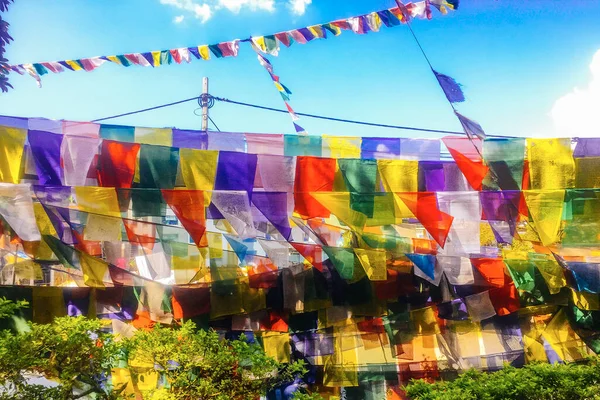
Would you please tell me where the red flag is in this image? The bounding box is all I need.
[471,258,505,287]
[97,140,140,189]
[162,190,207,247]
[293,156,337,218]
[442,136,489,191]
[123,219,156,251]
[489,276,520,316]
[290,242,324,272]
[397,192,454,248]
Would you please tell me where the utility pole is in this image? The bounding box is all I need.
[201,77,209,131]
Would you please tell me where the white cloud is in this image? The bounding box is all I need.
[217,0,274,13]
[160,0,212,23]
[551,49,600,137]
[289,0,311,15]
[160,0,277,23]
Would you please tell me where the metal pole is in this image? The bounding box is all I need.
[201,77,209,131]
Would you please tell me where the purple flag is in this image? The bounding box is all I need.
[210,151,258,219]
[434,70,465,103]
[63,288,91,317]
[0,115,28,129]
[28,130,64,185]
[252,192,291,240]
[293,122,306,134]
[361,137,400,159]
[214,151,258,192]
[480,191,521,244]
[573,138,600,158]
[208,131,246,152]
[400,138,441,160]
[173,128,208,150]
[418,161,446,192]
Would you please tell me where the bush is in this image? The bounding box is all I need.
[405,359,600,400]
[123,321,307,399]
[0,298,317,400]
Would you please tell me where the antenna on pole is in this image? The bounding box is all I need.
[201,77,209,131]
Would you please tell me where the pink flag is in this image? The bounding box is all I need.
[275,32,292,47]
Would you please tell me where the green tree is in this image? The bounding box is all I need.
[405,359,600,400]
[123,321,307,400]
[0,0,14,93]
[0,315,124,399]
[0,298,319,400]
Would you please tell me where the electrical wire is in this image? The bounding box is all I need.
[211,96,510,137]
[91,93,512,137]
[208,115,221,132]
[91,97,199,122]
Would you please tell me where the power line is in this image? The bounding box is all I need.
[208,115,221,132]
[91,93,511,137]
[91,97,199,122]
[211,97,469,136]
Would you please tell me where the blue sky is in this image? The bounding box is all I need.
[1,0,600,138]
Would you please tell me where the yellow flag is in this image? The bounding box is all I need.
[110,368,134,396]
[572,290,600,311]
[135,371,159,392]
[522,329,548,363]
[80,252,109,288]
[354,248,387,281]
[322,136,361,159]
[262,332,291,363]
[33,203,58,236]
[106,55,121,65]
[151,51,161,67]
[360,194,395,226]
[65,60,83,71]
[378,160,419,220]
[310,192,367,231]
[575,158,600,188]
[134,127,172,146]
[308,25,325,38]
[84,214,122,241]
[32,287,66,324]
[0,126,27,183]
[74,187,121,218]
[253,36,267,52]
[198,45,210,60]
[323,326,359,387]
[410,306,440,335]
[207,232,223,259]
[536,259,567,294]
[523,190,564,246]
[378,159,418,192]
[541,308,588,361]
[180,149,218,190]
[528,138,574,189]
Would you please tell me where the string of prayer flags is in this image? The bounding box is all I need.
[4,2,454,86]
[252,46,307,134]
[2,113,600,396]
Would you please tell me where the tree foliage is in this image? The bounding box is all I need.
[0,316,123,399]
[0,297,27,319]
[123,321,307,400]
[0,299,318,400]
[0,0,14,93]
[405,359,600,400]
